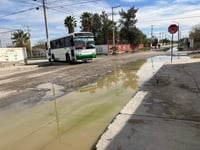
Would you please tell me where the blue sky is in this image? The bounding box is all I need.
[1,0,200,46]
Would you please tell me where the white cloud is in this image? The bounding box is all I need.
[135,1,200,38]
[121,0,144,2]
[175,0,195,2]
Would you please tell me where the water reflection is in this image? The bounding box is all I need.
[52,83,61,141]
[137,55,189,86]
[78,59,146,94]
[78,55,189,94]
[168,46,178,52]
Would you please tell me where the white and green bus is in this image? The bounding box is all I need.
[47,32,96,63]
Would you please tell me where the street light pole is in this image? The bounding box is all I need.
[178,24,180,48]
[176,23,180,49]
[150,25,154,48]
[112,6,120,47]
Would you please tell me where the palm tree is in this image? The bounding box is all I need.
[80,12,92,32]
[64,16,77,33]
[11,30,29,47]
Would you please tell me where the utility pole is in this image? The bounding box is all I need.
[112,6,120,47]
[159,32,161,43]
[24,25,32,57]
[151,25,154,37]
[33,0,50,60]
[42,0,51,61]
[151,25,154,48]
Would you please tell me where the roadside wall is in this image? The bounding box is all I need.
[0,48,27,65]
[108,44,144,54]
[96,45,109,55]
[96,44,144,55]
[32,48,46,57]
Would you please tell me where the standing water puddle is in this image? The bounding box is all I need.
[0,55,189,150]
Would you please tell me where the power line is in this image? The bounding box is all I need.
[48,7,80,16]
[33,0,67,5]
[55,1,103,15]
[47,5,85,16]
[44,0,71,5]
[138,15,200,23]
[0,30,18,34]
[0,27,19,30]
[10,0,41,6]
[34,0,102,9]
[0,6,42,19]
[47,0,101,8]
[45,0,103,17]
[3,0,101,19]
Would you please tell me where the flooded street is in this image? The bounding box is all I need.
[0,55,189,150]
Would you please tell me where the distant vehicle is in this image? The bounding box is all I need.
[47,32,96,63]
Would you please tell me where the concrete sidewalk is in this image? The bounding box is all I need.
[96,58,200,150]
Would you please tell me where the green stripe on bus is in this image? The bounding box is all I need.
[76,54,96,60]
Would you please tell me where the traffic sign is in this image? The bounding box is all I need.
[168,24,178,34]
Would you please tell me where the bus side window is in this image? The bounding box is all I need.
[70,37,74,46]
[59,38,64,48]
[64,36,74,47]
[50,40,56,49]
[55,40,59,48]
[64,37,70,47]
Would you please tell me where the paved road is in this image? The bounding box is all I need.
[0,51,168,150]
[1,51,169,108]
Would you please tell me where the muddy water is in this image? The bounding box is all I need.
[0,56,189,150]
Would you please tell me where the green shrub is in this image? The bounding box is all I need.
[139,47,151,51]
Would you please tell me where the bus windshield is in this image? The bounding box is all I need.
[74,37,95,49]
